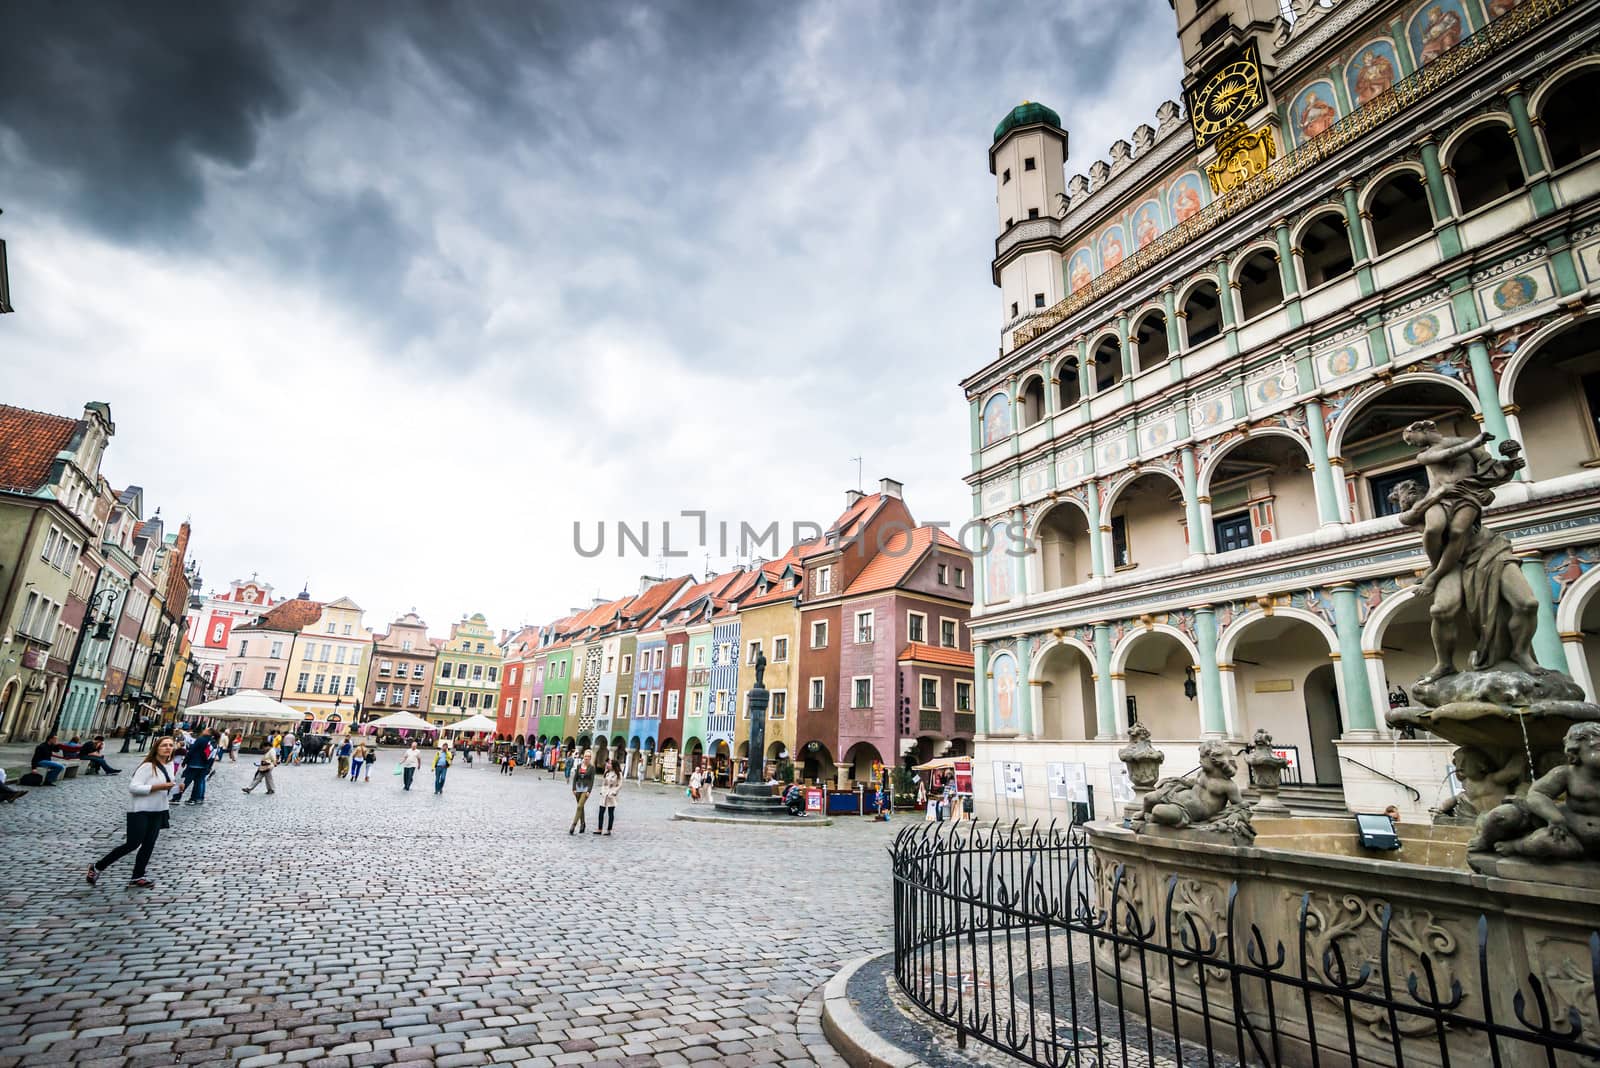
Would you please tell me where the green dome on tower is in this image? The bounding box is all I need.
[993,101,1062,144]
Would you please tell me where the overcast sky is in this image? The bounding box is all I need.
[1,0,1181,636]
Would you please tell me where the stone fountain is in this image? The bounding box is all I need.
[1377,423,1600,881]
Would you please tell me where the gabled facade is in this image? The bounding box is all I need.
[366,612,437,721]
[283,596,371,725]
[430,613,502,725]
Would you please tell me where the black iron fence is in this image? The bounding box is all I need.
[890,821,1600,1067]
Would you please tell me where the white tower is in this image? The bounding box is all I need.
[991,102,1067,354]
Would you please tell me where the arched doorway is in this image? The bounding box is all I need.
[843,741,883,785]
[1507,318,1600,482]
[1117,631,1201,739]
[1034,640,1096,740]
[800,740,834,784]
[1225,614,1342,784]
[1367,592,1436,715]
[708,739,732,786]
[0,678,20,742]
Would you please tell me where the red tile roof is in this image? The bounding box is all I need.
[844,527,936,596]
[240,597,324,633]
[897,642,975,669]
[0,404,80,493]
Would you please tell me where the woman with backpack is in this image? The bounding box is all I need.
[85,736,179,889]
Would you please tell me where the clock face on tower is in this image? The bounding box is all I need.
[1185,40,1265,150]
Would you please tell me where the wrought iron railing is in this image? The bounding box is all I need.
[1010,0,1577,350]
[891,821,1600,1067]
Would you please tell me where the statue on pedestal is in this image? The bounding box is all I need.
[1245,728,1291,816]
[1131,740,1255,844]
[1117,722,1165,820]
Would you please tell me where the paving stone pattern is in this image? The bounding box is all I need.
[0,758,892,1066]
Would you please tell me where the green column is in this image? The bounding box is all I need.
[1086,479,1106,578]
[1274,220,1299,297]
[969,398,982,471]
[1215,256,1235,329]
[1465,339,1513,444]
[974,641,990,734]
[1162,287,1180,353]
[1420,140,1462,259]
[1117,314,1133,379]
[1181,446,1207,554]
[1506,88,1556,217]
[1093,624,1116,738]
[1305,399,1343,524]
[1330,584,1377,733]
[1520,558,1567,670]
[1012,507,1030,598]
[1077,337,1092,399]
[1340,183,1370,262]
[1016,638,1034,737]
[1194,607,1225,736]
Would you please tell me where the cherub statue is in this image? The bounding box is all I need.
[1136,740,1245,830]
[1395,420,1523,601]
[1470,723,1600,860]
[1433,745,1525,820]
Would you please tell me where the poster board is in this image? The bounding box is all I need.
[1046,762,1069,801]
[954,758,973,795]
[661,751,679,783]
[1064,762,1089,803]
[1003,762,1024,799]
[1110,761,1136,804]
[991,760,1007,799]
[805,788,824,813]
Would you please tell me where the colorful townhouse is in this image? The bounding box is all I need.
[732,553,805,769]
[282,596,372,726]
[496,624,539,739]
[63,480,121,736]
[629,622,666,767]
[537,629,573,744]
[186,574,276,693]
[224,593,324,705]
[430,613,502,724]
[365,612,437,721]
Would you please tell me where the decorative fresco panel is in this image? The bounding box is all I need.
[982,392,1012,445]
[1020,465,1051,500]
[1095,435,1131,469]
[1169,172,1206,224]
[990,653,1021,734]
[981,481,1015,512]
[1132,200,1163,250]
[1387,303,1456,357]
[1345,39,1402,106]
[1545,545,1600,604]
[985,521,1014,606]
[1098,225,1128,273]
[1138,413,1179,453]
[1289,81,1341,148]
[1408,0,1470,67]
[1067,247,1094,294]
[1477,266,1553,323]
[1189,390,1234,434]
[1058,449,1090,484]
[1245,366,1299,412]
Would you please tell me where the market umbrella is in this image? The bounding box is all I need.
[440,713,498,733]
[912,757,960,772]
[183,690,301,722]
[364,710,441,732]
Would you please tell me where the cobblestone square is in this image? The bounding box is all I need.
[0,758,893,1066]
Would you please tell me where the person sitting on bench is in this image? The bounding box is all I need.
[0,766,25,802]
[31,736,68,786]
[80,737,120,775]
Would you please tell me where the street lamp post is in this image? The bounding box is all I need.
[51,586,119,738]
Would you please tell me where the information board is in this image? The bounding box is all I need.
[805,788,824,813]
[1003,762,1024,799]
[1046,762,1069,801]
[1110,761,1136,803]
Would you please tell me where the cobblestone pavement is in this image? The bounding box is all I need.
[0,756,895,1067]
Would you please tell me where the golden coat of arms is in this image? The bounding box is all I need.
[1206,123,1278,195]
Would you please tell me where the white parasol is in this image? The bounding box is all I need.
[364,710,441,732]
[440,713,498,733]
[183,690,301,722]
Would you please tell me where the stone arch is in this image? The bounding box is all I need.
[1531,57,1600,170]
[1053,351,1083,410]
[1018,373,1047,427]
[1218,607,1339,665]
[1111,626,1205,739]
[1111,624,1202,677]
[1217,610,1345,782]
[1031,635,1099,741]
[1177,276,1224,348]
[1499,314,1600,481]
[1440,113,1526,214]
[1359,164,1433,256]
[1029,498,1095,593]
[1555,562,1600,702]
[1101,465,1186,518]
[1326,373,1481,459]
[1197,428,1314,497]
[1029,634,1097,678]
[1232,243,1286,323]
[1025,496,1092,543]
[1496,313,1596,407]
[1102,467,1190,570]
[1293,207,1356,289]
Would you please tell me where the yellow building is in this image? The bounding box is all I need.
[733,555,804,769]
[282,596,372,728]
[429,613,502,726]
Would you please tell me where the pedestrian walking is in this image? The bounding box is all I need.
[363,743,376,781]
[86,736,179,889]
[174,729,215,805]
[569,749,595,835]
[596,759,621,836]
[400,743,422,791]
[350,743,366,782]
[689,766,703,803]
[241,746,278,795]
[433,743,453,795]
[337,737,352,779]
[291,735,303,764]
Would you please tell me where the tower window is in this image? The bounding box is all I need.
[1006,217,1014,228]
[1002,168,1011,183]
[1028,207,1040,219]
[1011,302,1020,317]
[1024,157,1037,171]
[1034,293,1046,308]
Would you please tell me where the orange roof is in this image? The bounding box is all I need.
[621,575,692,627]
[897,642,975,669]
[240,597,324,633]
[0,404,80,494]
[844,526,941,596]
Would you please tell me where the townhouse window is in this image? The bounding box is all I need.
[621,654,631,673]
[1011,301,1019,317]
[747,640,763,665]
[920,677,939,710]
[716,689,728,715]
[343,624,352,635]
[606,656,615,673]
[816,566,832,595]
[270,641,283,658]
[410,688,421,707]
[941,620,958,649]
[232,669,244,689]
[1212,512,1254,553]
[440,662,453,679]
[264,670,278,691]
[344,677,355,696]
[436,691,447,706]
[653,649,663,671]
[457,662,467,677]
[453,692,464,707]
[1033,290,1045,305]
[313,674,326,694]
[907,612,927,644]
[937,564,948,584]
[671,645,683,667]
[810,677,825,709]
[852,677,872,708]
[413,663,424,678]
[297,672,310,692]
[811,620,828,648]
[773,636,788,662]
[694,646,706,666]
[349,649,360,668]
[618,695,629,718]
[329,675,342,694]
[468,692,480,708]
[1002,168,1011,183]
[602,695,611,717]
[488,666,498,682]
[855,611,874,643]
[667,692,680,719]
[240,639,250,658]
[326,623,336,634]
[956,681,972,711]
[955,568,966,589]
[472,664,483,680]
[476,642,485,653]
[692,691,703,713]
[771,691,787,719]
[509,667,518,685]
[319,644,331,662]
[41,525,60,565]
[376,685,389,703]
[401,639,413,652]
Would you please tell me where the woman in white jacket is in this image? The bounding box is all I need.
[86,736,178,889]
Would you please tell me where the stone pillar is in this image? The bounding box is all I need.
[1162,287,1181,355]
[1339,181,1370,262]
[1016,639,1034,738]
[1562,633,1597,703]
[1012,506,1030,599]
[1465,339,1515,446]
[1086,479,1107,578]
[1093,624,1117,738]
[1329,583,1377,735]
[1077,336,1093,400]
[1419,139,1462,258]
[1195,606,1225,738]
[973,641,989,735]
[1181,445,1207,556]
[1274,219,1299,298]
[1506,85,1557,217]
[1214,255,1235,329]
[1519,555,1567,671]
[1305,399,1344,525]
[1117,313,1133,380]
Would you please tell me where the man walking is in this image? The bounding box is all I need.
[175,729,215,805]
[569,749,595,835]
[241,746,278,795]
[400,743,422,791]
[432,743,453,794]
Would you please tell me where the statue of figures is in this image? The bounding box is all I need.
[1133,740,1253,842]
[1389,472,1539,682]
[1396,421,1523,600]
[1433,745,1526,820]
[1471,723,1600,859]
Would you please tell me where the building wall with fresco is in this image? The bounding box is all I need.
[966,0,1600,821]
